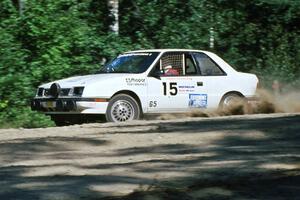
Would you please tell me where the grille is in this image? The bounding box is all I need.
[60,88,71,96]
[44,88,70,97]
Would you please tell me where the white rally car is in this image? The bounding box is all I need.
[31,49,258,125]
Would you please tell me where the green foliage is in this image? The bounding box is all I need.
[0,0,299,128]
[119,0,210,49]
[0,108,54,128]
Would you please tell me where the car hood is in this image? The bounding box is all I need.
[40,73,131,88]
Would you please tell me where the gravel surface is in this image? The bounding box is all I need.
[0,113,299,200]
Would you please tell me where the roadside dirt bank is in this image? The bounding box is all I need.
[0,113,299,199]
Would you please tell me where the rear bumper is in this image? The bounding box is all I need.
[31,97,109,114]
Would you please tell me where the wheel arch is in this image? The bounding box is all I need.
[219,91,245,106]
[111,90,143,113]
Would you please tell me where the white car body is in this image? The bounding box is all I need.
[31,49,258,124]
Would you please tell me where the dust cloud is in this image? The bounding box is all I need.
[156,88,300,120]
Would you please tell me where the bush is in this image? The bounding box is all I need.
[0,0,299,128]
[0,108,54,128]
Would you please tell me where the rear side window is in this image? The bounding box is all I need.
[193,53,225,76]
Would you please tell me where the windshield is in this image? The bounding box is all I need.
[98,52,159,73]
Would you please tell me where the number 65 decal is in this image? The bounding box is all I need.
[163,82,178,96]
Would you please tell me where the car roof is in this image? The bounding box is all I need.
[125,49,210,54]
[126,49,238,74]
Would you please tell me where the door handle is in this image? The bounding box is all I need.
[197,82,203,86]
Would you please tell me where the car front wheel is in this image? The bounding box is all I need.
[50,115,71,126]
[106,94,141,122]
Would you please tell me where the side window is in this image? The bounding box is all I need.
[158,52,198,76]
[193,53,225,76]
[160,52,183,76]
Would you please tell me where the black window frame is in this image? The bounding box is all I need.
[148,51,202,77]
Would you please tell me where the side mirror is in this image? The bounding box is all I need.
[151,70,164,78]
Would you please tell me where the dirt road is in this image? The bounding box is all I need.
[0,113,299,199]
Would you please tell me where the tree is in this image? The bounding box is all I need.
[107,0,119,34]
[0,0,299,128]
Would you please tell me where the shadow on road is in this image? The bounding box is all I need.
[0,114,299,199]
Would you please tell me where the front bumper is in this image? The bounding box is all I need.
[31,97,109,114]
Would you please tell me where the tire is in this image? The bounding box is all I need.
[106,94,141,122]
[53,120,69,126]
[220,93,245,109]
[50,115,69,126]
[50,114,83,126]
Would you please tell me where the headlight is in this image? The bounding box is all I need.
[37,88,44,96]
[73,87,84,96]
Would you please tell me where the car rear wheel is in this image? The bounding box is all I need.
[106,94,141,122]
[220,93,246,109]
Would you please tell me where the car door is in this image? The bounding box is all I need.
[147,75,180,112]
[147,52,200,112]
[146,52,181,112]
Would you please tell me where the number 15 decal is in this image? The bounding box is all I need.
[163,82,178,96]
